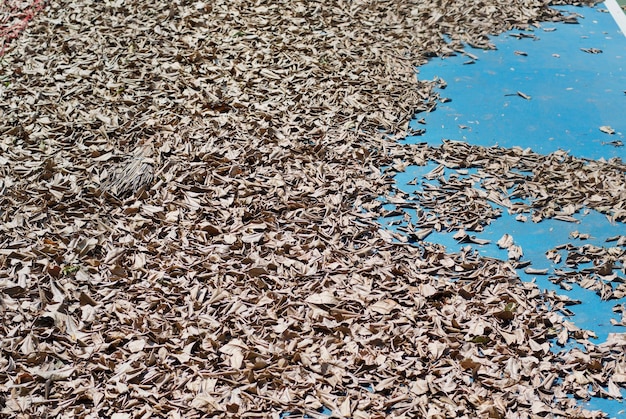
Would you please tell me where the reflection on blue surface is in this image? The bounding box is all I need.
[385,3,626,418]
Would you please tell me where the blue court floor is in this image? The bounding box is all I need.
[383,2,626,417]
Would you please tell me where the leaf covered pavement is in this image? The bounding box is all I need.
[1,0,624,417]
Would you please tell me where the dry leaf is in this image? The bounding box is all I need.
[305,291,338,306]
[600,125,615,135]
[368,299,399,315]
[497,234,514,249]
[127,339,146,353]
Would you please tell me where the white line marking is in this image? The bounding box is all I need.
[605,0,626,38]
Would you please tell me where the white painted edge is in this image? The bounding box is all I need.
[604,0,626,38]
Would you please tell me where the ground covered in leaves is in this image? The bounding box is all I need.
[1,0,625,417]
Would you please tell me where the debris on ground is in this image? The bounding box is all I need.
[0,0,620,417]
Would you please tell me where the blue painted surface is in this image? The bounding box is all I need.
[390,163,624,344]
[410,5,626,160]
[382,3,626,417]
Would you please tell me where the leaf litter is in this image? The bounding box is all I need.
[0,0,622,417]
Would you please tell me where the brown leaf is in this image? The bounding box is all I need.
[305,291,339,306]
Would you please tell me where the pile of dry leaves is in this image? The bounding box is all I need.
[0,0,44,56]
[384,139,626,310]
[1,0,623,417]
